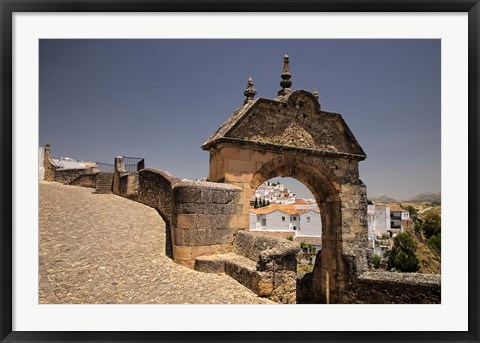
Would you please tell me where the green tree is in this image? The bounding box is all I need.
[427,233,441,253]
[262,198,266,207]
[371,253,381,269]
[266,200,270,206]
[300,241,316,254]
[385,232,420,272]
[420,211,441,239]
[254,197,258,208]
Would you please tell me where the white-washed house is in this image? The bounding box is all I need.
[250,202,322,238]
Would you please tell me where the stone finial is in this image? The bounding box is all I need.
[313,89,319,99]
[244,77,257,103]
[278,55,292,96]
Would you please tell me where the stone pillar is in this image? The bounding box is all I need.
[171,181,244,268]
[43,143,57,181]
[113,156,125,195]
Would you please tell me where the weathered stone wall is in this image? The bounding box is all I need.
[353,272,441,304]
[118,172,139,198]
[43,144,57,181]
[233,231,300,303]
[172,180,244,268]
[137,169,180,222]
[134,168,245,268]
[70,173,98,188]
[54,169,88,185]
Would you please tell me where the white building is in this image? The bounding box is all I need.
[250,202,322,238]
[388,204,410,234]
[368,203,411,239]
[252,181,296,205]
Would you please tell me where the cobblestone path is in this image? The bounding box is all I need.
[39,182,273,304]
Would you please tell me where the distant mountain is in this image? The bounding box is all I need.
[404,192,441,204]
[370,194,397,204]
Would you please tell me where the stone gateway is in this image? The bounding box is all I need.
[202,56,368,303]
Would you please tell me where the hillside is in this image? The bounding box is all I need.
[414,231,441,274]
[404,192,441,204]
[370,194,397,203]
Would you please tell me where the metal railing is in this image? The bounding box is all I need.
[96,162,114,173]
[123,156,145,172]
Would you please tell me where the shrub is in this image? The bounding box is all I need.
[300,241,316,253]
[371,253,381,269]
[381,233,390,240]
[418,210,441,238]
[427,234,441,253]
[286,235,294,241]
[385,232,420,272]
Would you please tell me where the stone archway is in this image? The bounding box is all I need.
[250,156,344,302]
[202,57,368,303]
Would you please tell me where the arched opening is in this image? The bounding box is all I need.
[249,177,322,271]
[249,159,344,303]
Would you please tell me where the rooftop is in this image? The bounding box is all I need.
[251,202,320,215]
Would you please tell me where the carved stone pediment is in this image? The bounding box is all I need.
[203,90,366,159]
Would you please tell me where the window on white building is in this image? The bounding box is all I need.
[261,218,267,227]
[292,216,297,221]
[281,216,285,222]
[293,226,297,230]
[307,217,311,222]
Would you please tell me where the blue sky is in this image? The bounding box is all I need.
[40,39,440,200]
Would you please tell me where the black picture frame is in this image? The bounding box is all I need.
[1,1,479,342]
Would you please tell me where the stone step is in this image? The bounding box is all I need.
[195,252,272,298]
[95,172,113,194]
[195,253,257,289]
[195,253,236,273]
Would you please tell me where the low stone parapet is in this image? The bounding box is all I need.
[69,173,98,188]
[195,231,300,304]
[55,168,89,185]
[354,271,441,304]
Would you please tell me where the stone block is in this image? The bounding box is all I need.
[224,255,257,289]
[177,203,236,215]
[182,228,216,246]
[211,189,243,204]
[252,150,274,163]
[229,215,249,230]
[191,245,212,259]
[173,227,183,245]
[238,149,255,161]
[176,214,198,229]
[194,254,227,273]
[210,243,234,254]
[174,186,203,203]
[335,158,350,171]
[172,245,192,261]
[224,172,243,183]
[227,159,257,173]
[215,228,237,244]
[252,274,274,296]
[220,146,241,160]
[195,214,229,230]
[233,231,255,259]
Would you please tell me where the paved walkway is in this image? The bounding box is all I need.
[39,182,273,304]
